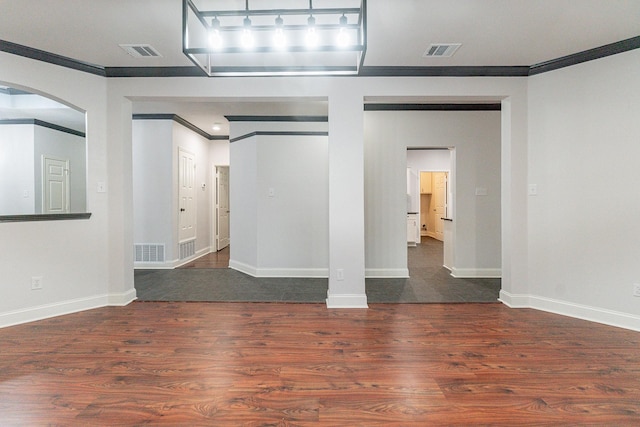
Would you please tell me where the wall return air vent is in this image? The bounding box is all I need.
[119,44,162,58]
[423,43,461,58]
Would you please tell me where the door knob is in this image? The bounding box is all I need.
[180,208,185,212]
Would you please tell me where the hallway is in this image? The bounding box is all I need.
[134,238,500,302]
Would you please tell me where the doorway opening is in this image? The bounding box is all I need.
[407,148,452,272]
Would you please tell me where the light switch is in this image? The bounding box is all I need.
[22,190,29,198]
[268,188,275,197]
[475,187,487,196]
[97,182,107,193]
[528,184,538,196]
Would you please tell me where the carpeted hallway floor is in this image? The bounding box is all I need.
[134,237,501,302]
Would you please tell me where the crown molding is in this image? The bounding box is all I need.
[225,115,328,122]
[2,36,638,78]
[528,35,640,76]
[0,39,106,76]
[364,103,501,111]
[359,66,530,77]
[132,114,228,140]
[105,66,206,77]
[230,130,328,143]
[0,118,86,137]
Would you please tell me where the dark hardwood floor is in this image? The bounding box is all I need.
[179,246,230,269]
[1,302,638,425]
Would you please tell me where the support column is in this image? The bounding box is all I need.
[499,95,529,306]
[326,88,368,308]
[106,92,136,304]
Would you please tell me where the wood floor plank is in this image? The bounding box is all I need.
[0,302,639,425]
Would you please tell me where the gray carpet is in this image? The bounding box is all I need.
[135,238,501,303]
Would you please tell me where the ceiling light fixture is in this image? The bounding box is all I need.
[212,123,221,131]
[240,16,254,48]
[336,14,350,47]
[208,17,222,49]
[182,0,367,77]
[305,15,319,48]
[273,15,286,49]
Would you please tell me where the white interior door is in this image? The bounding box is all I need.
[42,156,69,213]
[216,166,230,250]
[433,172,447,241]
[178,148,196,243]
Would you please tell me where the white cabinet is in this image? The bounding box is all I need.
[407,213,418,247]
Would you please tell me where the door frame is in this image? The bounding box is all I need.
[211,164,230,252]
[419,170,449,241]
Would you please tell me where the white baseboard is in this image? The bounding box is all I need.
[228,260,258,276]
[229,260,329,278]
[499,291,640,332]
[0,290,137,328]
[108,289,138,306]
[326,293,368,308]
[174,247,211,268]
[365,268,409,278]
[450,268,501,278]
[135,247,212,269]
[255,267,328,278]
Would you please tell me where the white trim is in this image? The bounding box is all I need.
[108,289,138,306]
[499,291,640,332]
[326,293,368,308]
[228,259,258,276]
[365,268,409,278]
[229,260,329,278]
[174,246,211,268]
[254,268,328,278]
[498,290,530,307]
[133,263,175,269]
[450,268,501,278]
[0,291,137,328]
[135,246,211,269]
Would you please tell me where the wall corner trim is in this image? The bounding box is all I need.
[326,293,368,308]
[364,268,409,278]
[0,292,135,329]
[499,291,640,332]
[450,268,501,278]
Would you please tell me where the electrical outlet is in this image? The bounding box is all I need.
[336,269,344,281]
[633,283,640,297]
[31,276,43,290]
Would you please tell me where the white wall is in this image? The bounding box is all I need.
[406,149,452,214]
[229,121,329,277]
[229,135,258,271]
[34,125,86,213]
[172,121,212,258]
[364,111,502,278]
[132,120,174,260]
[132,119,218,266]
[525,49,640,330]
[0,52,133,328]
[407,149,451,172]
[256,134,328,276]
[3,51,534,321]
[0,124,35,214]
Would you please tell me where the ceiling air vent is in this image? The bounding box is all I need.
[423,43,461,58]
[119,44,162,58]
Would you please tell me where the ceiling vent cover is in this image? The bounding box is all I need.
[119,44,162,58]
[423,43,461,58]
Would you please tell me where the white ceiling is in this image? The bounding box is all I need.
[1,0,638,133]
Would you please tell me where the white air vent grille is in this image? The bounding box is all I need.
[423,43,461,58]
[119,44,162,58]
[134,244,165,263]
[179,240,196,260]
